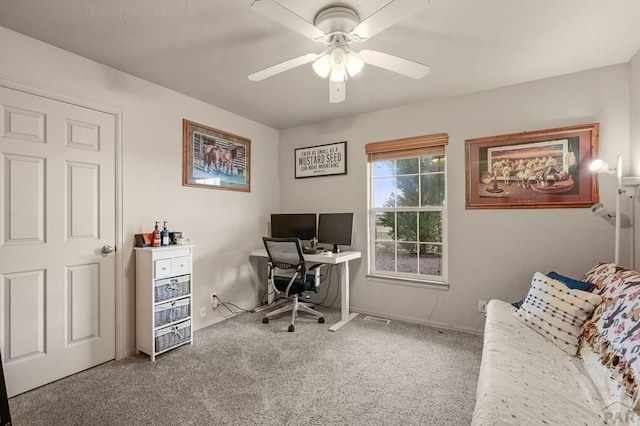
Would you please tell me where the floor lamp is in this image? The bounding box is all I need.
[590,154,640,268]
[624,176,640,269]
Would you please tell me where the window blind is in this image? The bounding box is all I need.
[365,133,448,161]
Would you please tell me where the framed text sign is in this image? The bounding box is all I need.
[295,141,347,178]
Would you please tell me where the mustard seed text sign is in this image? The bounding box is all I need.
[295,141,347,178]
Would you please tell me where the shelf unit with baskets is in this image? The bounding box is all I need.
[135,245,194,361]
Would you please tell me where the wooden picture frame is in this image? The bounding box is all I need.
[465,123,599,209]
[182,119,251,192]
[294,141,347,178]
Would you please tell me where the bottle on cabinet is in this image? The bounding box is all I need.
[161,222,170,247]
[152,222,161,247]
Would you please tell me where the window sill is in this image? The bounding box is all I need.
[366,274,449,290]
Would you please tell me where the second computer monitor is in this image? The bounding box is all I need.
[270,213,317,240]
[318,213,353,253]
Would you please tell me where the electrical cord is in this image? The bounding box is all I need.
[426,287,440,326]
[213,296,256,315]
[214,262,338,315]
[328,265,341,307]
[316,264,336,305]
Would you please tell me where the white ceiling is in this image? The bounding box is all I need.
[1,0,639,130]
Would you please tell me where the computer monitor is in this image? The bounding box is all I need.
[317,213,353,253]
[270,213,317,240]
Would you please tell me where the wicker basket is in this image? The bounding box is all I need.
[154,274,190,303]
[154,297,190,327]
[155,320,191,353]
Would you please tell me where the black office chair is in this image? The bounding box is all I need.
[262,237,325,332]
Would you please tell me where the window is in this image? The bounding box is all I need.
[365,134,448,284]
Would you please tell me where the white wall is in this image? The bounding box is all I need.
[0,26,280,356]
[280,64,631,333]
[1,24,635,345]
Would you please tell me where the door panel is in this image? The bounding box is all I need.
[3,270,45,361]
[0,86,116,396]
[3,154,45,244]
[68,263,100,343]
[67,161,99,239]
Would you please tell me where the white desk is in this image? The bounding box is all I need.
[250,249,361,331]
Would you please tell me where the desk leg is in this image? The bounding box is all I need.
[329,260,358,331]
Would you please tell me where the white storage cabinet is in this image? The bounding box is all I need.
[135,245,194,361]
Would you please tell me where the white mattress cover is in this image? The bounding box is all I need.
[472,300,604,425]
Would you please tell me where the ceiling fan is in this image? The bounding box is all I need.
[248,0,431,103]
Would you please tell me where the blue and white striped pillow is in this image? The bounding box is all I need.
[514,272,602,356]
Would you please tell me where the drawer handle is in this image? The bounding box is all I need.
[172,325,182,339]
[168,278,179,290]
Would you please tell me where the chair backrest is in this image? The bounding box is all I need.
[262,237,306,278]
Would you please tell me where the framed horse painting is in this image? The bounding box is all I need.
[182,119,251,192]
[465,123,599,209]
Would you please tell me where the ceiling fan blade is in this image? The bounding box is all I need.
[351,0,429,41]
[251,0,326,41]
[248,53,318,81]
[329,81,346,103]
[360,50,429,79]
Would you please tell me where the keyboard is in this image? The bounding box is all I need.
[302,247,325,254]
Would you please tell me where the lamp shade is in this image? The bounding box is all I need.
[589,159,614,175]
[346,52,364,77]
[312,55,331,78]
[590,203,615,218]
[330,67,346,83]
[329,47,346,68]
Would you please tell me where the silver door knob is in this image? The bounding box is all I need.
[101,245,115,254]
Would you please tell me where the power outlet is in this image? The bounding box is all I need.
[478,300,488,313]
[199,306,206,318]
[211,293,219,309]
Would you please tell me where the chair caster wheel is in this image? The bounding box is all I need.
[262,318,269,324]
[318,317,325,324]
[288,325,295,332]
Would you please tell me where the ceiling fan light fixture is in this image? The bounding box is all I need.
[330,67,346,83]
[346,52,364,77]
[329,47,347,68]
[312,54,331,78]
[249,1,433,102]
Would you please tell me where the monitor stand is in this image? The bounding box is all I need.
[333,243,341,253]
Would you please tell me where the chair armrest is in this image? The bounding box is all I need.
[307,264,325,288]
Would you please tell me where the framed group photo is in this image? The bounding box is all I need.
[182,119,251,192]
[465,123,599,209]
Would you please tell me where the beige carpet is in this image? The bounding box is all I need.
[9,308,483,425]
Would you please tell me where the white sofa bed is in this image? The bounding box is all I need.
[472,263,640,425]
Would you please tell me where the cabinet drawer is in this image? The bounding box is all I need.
[174,255,190,275]
[155,297,191,327]
[154,259,173,278]
[154,274,190,303]
[155,320,191,352]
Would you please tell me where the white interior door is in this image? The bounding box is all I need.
[0,86,116,397]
